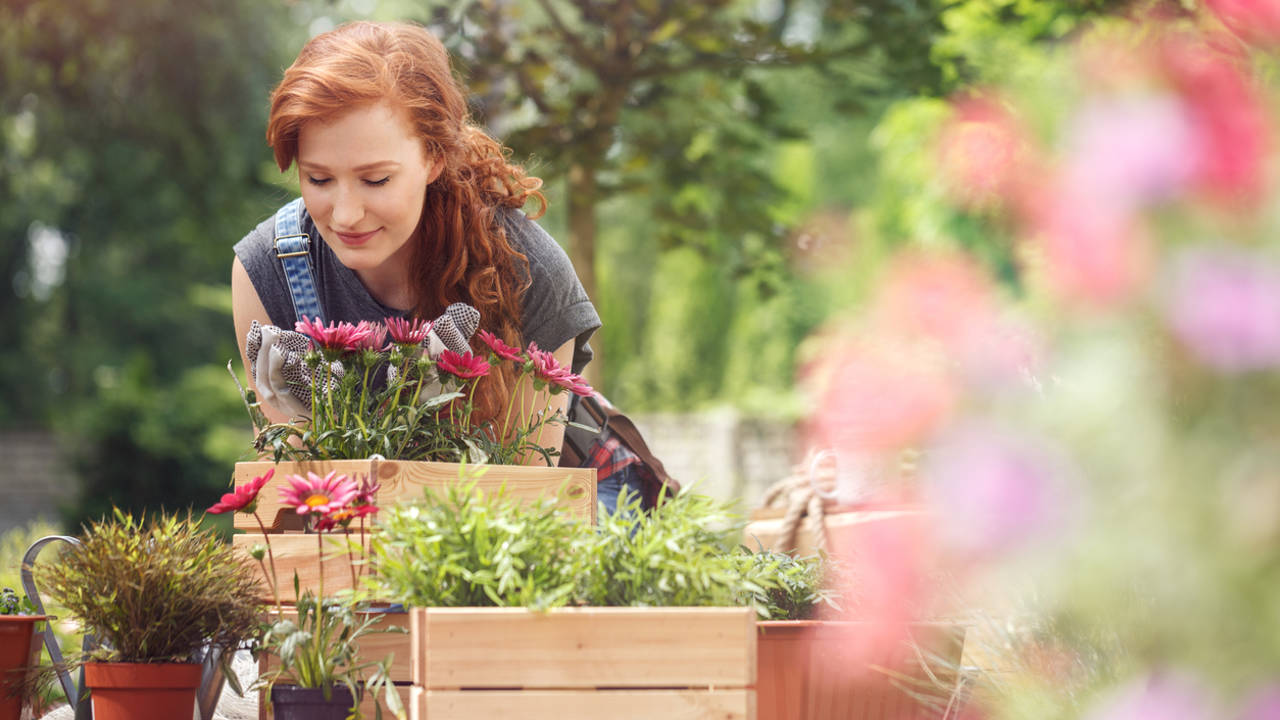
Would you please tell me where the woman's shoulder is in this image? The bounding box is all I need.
[496,206,574,282]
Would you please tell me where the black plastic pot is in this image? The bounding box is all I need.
[270,684,356,720]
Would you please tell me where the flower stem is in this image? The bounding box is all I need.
[254,510,283,614]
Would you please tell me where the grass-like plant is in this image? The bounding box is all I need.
[33,510,262,668]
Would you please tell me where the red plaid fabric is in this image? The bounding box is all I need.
[586,435,665,509]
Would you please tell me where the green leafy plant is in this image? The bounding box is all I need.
[32,510,262,673]
[737,549,835,621]
[0,587,36,615]
[371,482,837,616]
[372,481,584,610]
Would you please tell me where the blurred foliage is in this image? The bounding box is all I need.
[0,0,1132,523]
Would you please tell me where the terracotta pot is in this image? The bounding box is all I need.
[83,662,202,720]
[0,616,46,720]
[757,621,966,720]
[270,684,356,720]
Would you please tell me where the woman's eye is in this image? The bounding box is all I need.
[364,176,391,187]
[306,176,332,186]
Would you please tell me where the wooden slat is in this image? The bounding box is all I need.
[232,533,375,603]
[260,610,414,683]
[233,460,595,531]
[411,607,755,689]
[413,687,755,720]
[261,683,411,720]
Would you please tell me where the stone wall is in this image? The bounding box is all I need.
[0,431,74,535]
[630,409,799,511]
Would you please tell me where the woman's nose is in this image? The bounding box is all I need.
[331,185,364,228]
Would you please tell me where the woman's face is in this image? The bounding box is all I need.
[297,101,439,299]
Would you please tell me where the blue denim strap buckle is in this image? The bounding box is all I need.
[273,198,325,324]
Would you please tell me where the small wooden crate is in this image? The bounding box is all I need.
[409,607,757,720]
[232,459,596,602]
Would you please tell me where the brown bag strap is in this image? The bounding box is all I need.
[600,409,681,496]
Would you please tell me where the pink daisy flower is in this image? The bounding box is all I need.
[478,329,525,363]
[528,342,573,388]
[279,471,360,516]
[207,469,273,515]
[437,350,491,380]
[352,321,389,351]
[314,503,378,532]
[295,317,374,352]
[386,316,433,345]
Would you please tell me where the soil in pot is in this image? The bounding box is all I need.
[84,662,202,720]
[270,684,356,720]
[0,616,46,720]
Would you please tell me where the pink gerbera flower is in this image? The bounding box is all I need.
[567,374,594,398]
[528,342,573,388]
[295,317,374,352]
[280,471,360,516]
[207,469,274,515]
[314,503,378,532]
[386,316,433,345]
[478,329,525,363]
[437,350,491,380]
[352,321,389,351]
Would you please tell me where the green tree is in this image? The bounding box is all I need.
[0,0,294,526]
[413,0,946,387]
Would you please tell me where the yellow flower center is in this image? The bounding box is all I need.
[304,494,331,508]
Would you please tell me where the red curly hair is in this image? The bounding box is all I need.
[266,21,544,426]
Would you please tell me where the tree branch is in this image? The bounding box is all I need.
[532,0,601,73]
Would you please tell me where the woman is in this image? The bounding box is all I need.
[232,21,600,465]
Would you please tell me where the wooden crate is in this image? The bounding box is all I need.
[234,459,596,531]
[233,459,596,602]
[409,607,757,720]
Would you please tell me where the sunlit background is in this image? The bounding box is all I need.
[4,0,1280,716]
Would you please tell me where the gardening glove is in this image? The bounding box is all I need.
[245,320,344,417]
[424,302,481,357]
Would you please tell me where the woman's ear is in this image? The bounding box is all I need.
[426,155,445,185]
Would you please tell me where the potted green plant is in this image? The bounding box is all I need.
[226,315,598,597]
[31,511,263,720]
[0,587,46,720]
[369,485,768,718]
[209,468,405,720]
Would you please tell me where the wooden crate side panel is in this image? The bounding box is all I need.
[259,611,414,684]
[234,460,595,531]
[232,533,374,603]
[414,687,754,720]
[412,607,755,689]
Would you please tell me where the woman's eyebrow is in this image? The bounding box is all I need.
[298,160,402,172]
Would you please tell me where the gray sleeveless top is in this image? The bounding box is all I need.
[234,204,600,373]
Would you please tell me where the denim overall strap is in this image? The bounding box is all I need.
[273,198,325,325]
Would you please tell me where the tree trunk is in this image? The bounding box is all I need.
[566,162,602,390]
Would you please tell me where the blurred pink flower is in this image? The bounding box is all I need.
[872,251,999,354]
[937,95,1030,210]
[812,340,955,453]
[958,313,1046,392]
[1164,247,1280,372]
[294,317,373,352]
[1061,93,1197,211]
[923,422,1068,556]
[1161,34,1269,205]
[1023,181,1153,308]
[1204,0,1280,48]
[1087,672,1220,720]
[1239,684,1280,720]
